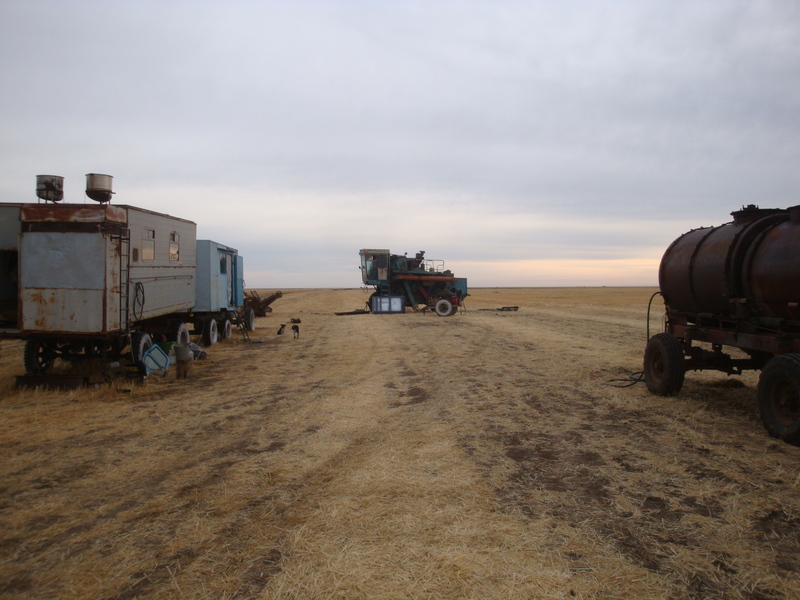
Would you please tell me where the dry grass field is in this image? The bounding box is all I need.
[1,287,799,600]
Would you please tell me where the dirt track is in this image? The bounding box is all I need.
[1,288,799,599]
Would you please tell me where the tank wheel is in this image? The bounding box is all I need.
[643,333,685,396]
[758,354,800,445]
[172,322,191,345]
[220,319,233,340]
[243,306,256,332]
[202,318,218,346]
[434,298,454,317]
[131,332,153,364]
[24,339,58,374]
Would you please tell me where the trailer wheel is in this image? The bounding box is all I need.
[24,339,57,374]
[202,318,218,346]
[758,354,800,445]
[220,319,233,339]
[243,307,256,332]
[434,298,454,317]
[131,332,153,364]
[643,333,685,396]
[172,323,191,345]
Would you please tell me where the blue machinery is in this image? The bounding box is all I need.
[359,249,468,316]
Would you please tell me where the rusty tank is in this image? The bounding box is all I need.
[644,204,800,444]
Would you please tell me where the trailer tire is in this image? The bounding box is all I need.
[758,354,800,445]
[220,319,233,340]
[172,323,191,345]
[131,332,153,364]
[434,298,454,317]
[243,307,256,332]
[202,318,218,346]
[24,339,57,374]
[643,333,685,396]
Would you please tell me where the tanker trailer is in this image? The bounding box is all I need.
[359,249,468,316]
[644,204,800,444]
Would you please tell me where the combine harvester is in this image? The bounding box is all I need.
[644,204,800,444]
[358,249,468,316]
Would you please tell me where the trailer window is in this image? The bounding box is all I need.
[142,229,155,261]
[169,232,180,262]
[220,253,227,274]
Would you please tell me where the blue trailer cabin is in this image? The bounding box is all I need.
[191,240,253,344]
[195,240,244,312]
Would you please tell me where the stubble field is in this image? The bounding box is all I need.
[1,287,799,600]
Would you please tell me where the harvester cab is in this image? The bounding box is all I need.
[359,249,468,317]
[360,249,391,283]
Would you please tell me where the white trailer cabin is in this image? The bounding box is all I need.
[18,203,196,336]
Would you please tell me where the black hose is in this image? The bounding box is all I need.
[605,291,663,389]
[605,371,645,388]
[646,290,663,342]
[132,282,145,322]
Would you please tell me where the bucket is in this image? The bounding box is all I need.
[174,343,193,362]
[142,344,170,374]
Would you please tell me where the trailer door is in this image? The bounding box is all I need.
[219,250,233,309]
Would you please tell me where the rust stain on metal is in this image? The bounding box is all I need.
[21,204,127,225]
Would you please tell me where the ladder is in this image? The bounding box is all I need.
[110,226,131,337]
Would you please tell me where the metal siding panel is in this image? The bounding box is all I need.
[131,274,195,321]
[194,240,213,311]
[21,288,104,333]
[127,208,196,322]
[21,232,106,289]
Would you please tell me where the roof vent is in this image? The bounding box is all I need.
[85,173,114,203]
[35,175,64,202]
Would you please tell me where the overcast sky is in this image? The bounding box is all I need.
[1,0,798,288]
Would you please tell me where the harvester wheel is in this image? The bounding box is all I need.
[243,307,256,332]
[220,319,233,339]
[24,339,58,374]
[202,318,218,346]
[643,333,685,396]
[434,298,454,317]
[367,292,378,312]
[758,354,800,445]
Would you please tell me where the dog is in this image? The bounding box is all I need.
[291,318,301,324]
[291,324,300,338]
[277,324,286,335]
